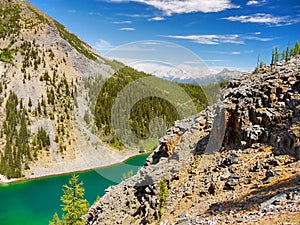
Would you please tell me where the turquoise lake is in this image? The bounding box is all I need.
[0,154,149,225]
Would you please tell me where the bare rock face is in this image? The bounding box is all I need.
[222,56,300,159]
[85,56,300,225]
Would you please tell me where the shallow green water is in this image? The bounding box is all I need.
[0,154,149,225]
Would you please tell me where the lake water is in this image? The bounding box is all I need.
[0,154,149,225]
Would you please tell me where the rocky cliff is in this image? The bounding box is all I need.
[85,56,300,224]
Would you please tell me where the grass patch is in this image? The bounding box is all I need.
[53,20,98,61]
[0,2,21,38]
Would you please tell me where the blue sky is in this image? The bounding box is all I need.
[28,0,300,72]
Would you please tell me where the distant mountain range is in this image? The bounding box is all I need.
[161,68,244,85]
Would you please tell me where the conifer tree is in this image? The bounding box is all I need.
[61,174,89,225]
[28,97,32,108]
[49,213,61,225]
[285,44,291,61]
[50,174,89,225]
[292,40,299,56]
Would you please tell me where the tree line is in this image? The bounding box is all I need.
[257,40,300,69]
[0,92,50,178]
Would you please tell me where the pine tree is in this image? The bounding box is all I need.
[285,43,291,61]
[49,213,61,225]
[271,48,275,67]
[292,40,299,56]
[274,46,279,63]
[28,97,32,108]
[56,174,89,225]
[157,179,170,221]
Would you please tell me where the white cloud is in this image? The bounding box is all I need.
[246,0,259,5]
[118,13,150,18]
[67,9,76,13]
[246,0,266,6]
[231,51,240,55]
[223,13,300,26]
[164,33,274,45]
[244,36,274,42]
[119,27,136,31]
[108,0,239,15]
[143,41,160,45]
[93,39,113,51]
[164,34,244,45]
[88,12,102,16]
[112,20,132,24]
[148,16,166,21]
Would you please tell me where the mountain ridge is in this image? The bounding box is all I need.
[161,68,243,85]
[0,0,136,181]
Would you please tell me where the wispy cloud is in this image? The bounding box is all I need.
[244,36,274,42]
[67,9,76,13]
[118,13,150,18]
[202,59,227,62]
[143,41,161,45]
[231,51,241,55]
[108,0,239,15]
[246,0,259,5]
[93,39,113,51]
[88,12,102,16]
[163,34,244,45]
[112,20,132,24]
[148,16,166,21]
[119,27,136,31]
[223,13,300,26]
[246,0,266,6]
[163,33,274,45]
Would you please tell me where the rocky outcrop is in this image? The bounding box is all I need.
[222,56,300,159]
[85,56,300,224]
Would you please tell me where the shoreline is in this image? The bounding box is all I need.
[0,151,150,185]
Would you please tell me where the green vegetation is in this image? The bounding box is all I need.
[0,92,30,178]
[0,46,15,65]
[122,169,134,181]
[83,74,105,114]
[143,138,159,152]
[128,96,180,140]
[0,1,21,39]
[157,179,170,221]
[53,20,97,61]
[27,5,49,24]
[254,40,300,73]
[0,91,55,177]
[291,41,299,56]
[37,127,51,150]
[271,41,300,66]
[49,174,89,225]
[95,66,208,147]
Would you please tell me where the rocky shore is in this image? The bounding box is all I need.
[0,150,141,184]
[85,56,300,224]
